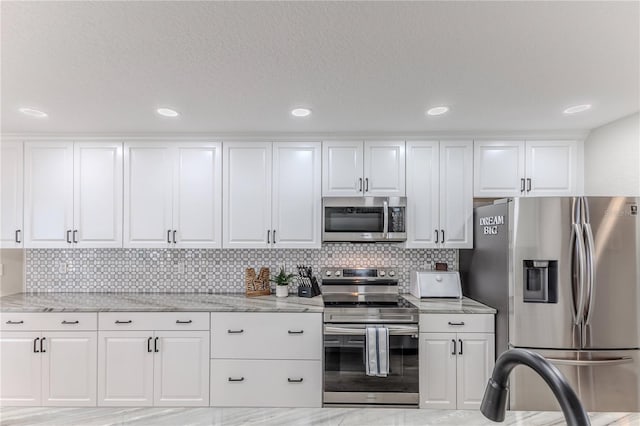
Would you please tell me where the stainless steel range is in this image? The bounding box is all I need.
[322,267,419,408]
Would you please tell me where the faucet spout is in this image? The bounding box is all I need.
[480,348,590,426]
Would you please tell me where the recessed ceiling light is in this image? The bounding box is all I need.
[426,106,449,116]
[291,108,312,117]
[156,107,180,117]
[19,107,48,118]
[563,104,592,114]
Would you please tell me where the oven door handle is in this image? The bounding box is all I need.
[324,325,419,336]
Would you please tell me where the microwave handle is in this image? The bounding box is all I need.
[383,200,389,239]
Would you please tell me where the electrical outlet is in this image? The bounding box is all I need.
[58,263,67,274]
[177,262,185,274]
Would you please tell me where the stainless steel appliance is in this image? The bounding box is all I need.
[322,197,406,242]
[460,197,640,412]
[322,267,419,407]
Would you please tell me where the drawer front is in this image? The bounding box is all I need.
[210,313,321,360]
[99,312,209,331]
[419,314,494,333]
[210,359,321,407]
[0,313,97,331]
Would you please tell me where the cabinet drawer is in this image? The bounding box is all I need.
[210,313,321,360]
[0,313,97,331]
[99,312,209,331]
[210,359,321,407]
[419,314,494,333]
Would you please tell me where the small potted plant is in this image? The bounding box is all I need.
[270,267,295,298]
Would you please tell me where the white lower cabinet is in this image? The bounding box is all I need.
[419,314,495,410]
[0,313,98,407]
[97,313,210,407]
[209,312,322,407]
[210,359,321,407]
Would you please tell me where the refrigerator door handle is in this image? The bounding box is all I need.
[571,223,587,326]
[546,357,633,367]
[583,222,596,325]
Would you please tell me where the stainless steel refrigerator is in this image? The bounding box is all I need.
[460,197,640,412]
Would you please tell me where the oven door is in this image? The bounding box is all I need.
[323,323,419,406]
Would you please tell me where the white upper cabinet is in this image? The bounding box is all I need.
[474,141,526,198]
[25,141,123,248]
[124,142,222,249]
[224,141,321,249]
[322,141,405,196]
[525,140,578,196]
[363,141,406,196]
[474,140,579,197]
[74,142,123,248]
[223,142,272,248]
[272,142,321,248]
[1,141,24,248]
[406,140,473,249]
[24,142,74,248]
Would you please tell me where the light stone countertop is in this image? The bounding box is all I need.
[403,294,497,314]
[0,406,637,426]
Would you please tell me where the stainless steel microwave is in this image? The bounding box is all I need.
[322,197,407,242]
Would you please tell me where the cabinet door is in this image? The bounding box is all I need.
[153,331,209,407]
[322,141,363,196]
[272,142,321,248]
[405,141,439,248]
[419,333,457,409]
[123,143,173,248]
[0,332,41,406]
[41,332,97,406]
[24,142,74,248]
[525,140,578,196]
[440,141,473,248]
[74,142,123,248]
[474,141,525,198]
[223,142,272,248]
[97,331,154,406]
[0,141,23,248]
[456,333,495,410]
[363,141,406,196]
[173,143,222,248]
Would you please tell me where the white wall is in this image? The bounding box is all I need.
[584,112,640,196]
[0,249,24,297]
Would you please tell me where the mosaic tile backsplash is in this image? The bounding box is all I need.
[25,244,458,293]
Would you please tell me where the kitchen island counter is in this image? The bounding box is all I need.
[0,406,636,425]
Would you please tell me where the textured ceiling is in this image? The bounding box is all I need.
[1,1,639,134]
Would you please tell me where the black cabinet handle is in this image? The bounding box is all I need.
[288,330,304,334]
[66,230,72,244]
[115,320,132,324]
[227,329,244,334]
[526,178,532,192]
[267,230,270,244]
[358,178,363,192]
[173,230,177,244]
[167,230,171,243]
[451,339,456,355]
[6,320,24,325]
[273,230,276,244]
[435,229,439,244]
[287,378,304,383]
[458,339,463,355]
[520,178,525,193]
[34,337,40,353]
[61,320,79,325]
[176,320,193,324]
[15,230,21,243]
[73,230,78,243]
[154,337,159,352]
[147,337,152,353]
[228,377,244,382]
[448,321,465,326]
[365,177,369,192]
[441,229,444,244]
[40,337,46,353]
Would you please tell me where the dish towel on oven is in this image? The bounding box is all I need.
[365,326,389,377]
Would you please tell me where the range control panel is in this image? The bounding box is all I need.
[321,267,397,280]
